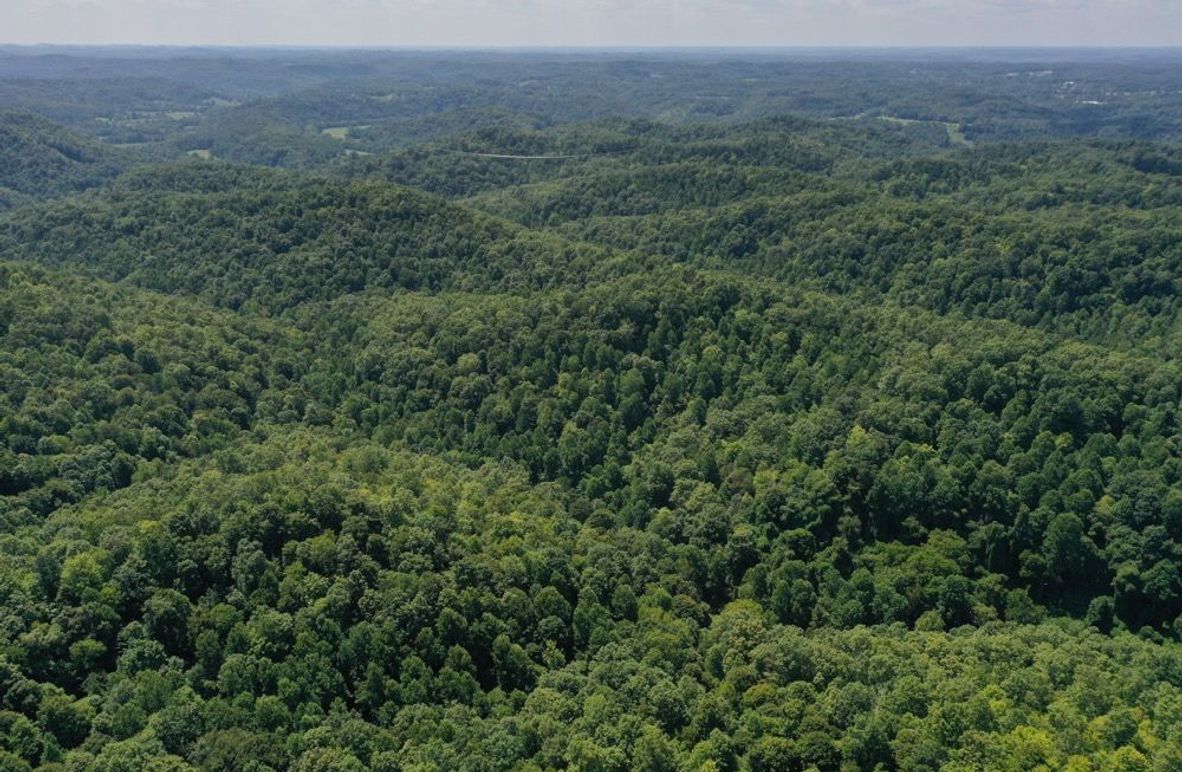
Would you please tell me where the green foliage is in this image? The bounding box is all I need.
[2,48,1182,771]
[0,168,620,313]
[0,113,125,209]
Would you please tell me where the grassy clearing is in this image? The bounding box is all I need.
[879,115,972,146]
[322,125,371,140]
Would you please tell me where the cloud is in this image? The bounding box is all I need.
[3,0,1180,46]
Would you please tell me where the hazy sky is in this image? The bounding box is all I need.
[5,0,1181,47]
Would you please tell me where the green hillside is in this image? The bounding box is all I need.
[0,113,125,208]
[0,165,619,312]
[2,50,1182,771]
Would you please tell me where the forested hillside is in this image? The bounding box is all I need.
[2,49,1182,771]
[0,114,127,209]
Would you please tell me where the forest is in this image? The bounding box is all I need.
[2,47,1182,770]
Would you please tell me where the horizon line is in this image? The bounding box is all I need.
[3,43,1182,51]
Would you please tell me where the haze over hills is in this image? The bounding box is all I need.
[2,47,1182,771]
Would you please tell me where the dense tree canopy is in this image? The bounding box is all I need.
[2,49,1182,770]
[0,113,126,210]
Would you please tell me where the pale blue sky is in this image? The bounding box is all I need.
[6,0,1181,47]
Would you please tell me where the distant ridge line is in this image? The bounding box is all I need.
[437,148,626,160]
